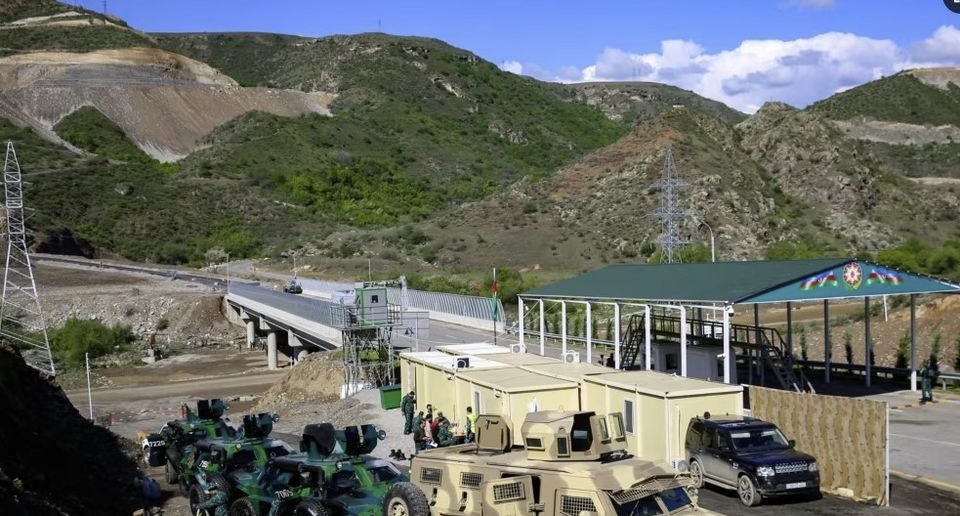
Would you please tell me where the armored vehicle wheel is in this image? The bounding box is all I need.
[737,475,761,507]
[689,460,704,489]
[165,461,179,485]
[383,482,429,516]
[230,497,260,516]
[189,484,206,514]
[293,499,329,516]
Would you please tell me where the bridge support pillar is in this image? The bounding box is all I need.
[246,320,255,349]
[267,331,278,370]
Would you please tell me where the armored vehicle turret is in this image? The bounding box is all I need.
[408,410,718,515]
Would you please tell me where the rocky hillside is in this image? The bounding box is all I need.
[1,2,958,277]
[568,82,746,126]
[809,69,960,179]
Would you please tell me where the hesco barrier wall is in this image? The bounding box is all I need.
[749,386,888,505]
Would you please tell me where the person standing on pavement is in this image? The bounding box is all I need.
[465,406,478,443]
[401,391,416,434]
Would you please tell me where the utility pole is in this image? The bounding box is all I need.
[0,142,55,375]
[652,146,688,263]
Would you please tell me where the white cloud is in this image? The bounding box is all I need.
[500,60,523,75]
[505,26,960,113]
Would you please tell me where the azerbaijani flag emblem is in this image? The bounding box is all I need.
[867,267,903,286]
[801,271,838,290]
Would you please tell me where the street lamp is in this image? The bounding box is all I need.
[698,220,716,263]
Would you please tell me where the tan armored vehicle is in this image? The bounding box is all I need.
[406,410,720,515]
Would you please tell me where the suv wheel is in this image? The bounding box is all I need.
[165,461,179,485]
[293,499,329,516]
[689,460,704,489]
[737,475,761,507]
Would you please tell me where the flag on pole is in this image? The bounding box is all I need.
[490,267,499,322]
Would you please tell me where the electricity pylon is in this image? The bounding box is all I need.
[653,146,688,263]
[0,141,55,375]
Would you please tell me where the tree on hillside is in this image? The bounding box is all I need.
[50,318,135,367]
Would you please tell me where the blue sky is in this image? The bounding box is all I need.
[98,1,960,112]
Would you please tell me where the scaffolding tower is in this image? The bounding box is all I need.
[0,141,55,374]
[330,283,401,395]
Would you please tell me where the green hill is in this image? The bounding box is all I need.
[163,33,626,221]
[808,72,960,125]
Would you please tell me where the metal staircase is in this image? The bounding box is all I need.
[617,312,812,392]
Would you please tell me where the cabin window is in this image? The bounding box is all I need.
[525,437,544,450]
[560,494,597,516]
[624,399,635,434]
[420,467,442,485]
[556,436,570,457]
[460,472,483,489]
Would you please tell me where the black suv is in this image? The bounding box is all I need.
[684,413,819,507]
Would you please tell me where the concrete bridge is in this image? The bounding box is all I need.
[224,282,343,369]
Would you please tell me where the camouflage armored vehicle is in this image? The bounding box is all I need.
[227,422,421,515]
[184,413,294,513]
[408,411,719,515]
[143,399,236,481]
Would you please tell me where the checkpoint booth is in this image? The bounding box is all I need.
[454,367,581,445]
[581,370,743,465]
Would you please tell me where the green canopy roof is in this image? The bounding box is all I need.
[521,259,960,305]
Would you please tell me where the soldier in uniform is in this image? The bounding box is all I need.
[401,391,416,434]
[195,482,229,516]
[436,420,456,447]
[921,360,938,403]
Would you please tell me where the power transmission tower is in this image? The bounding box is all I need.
[653,145,688,263]
[0,142,55,375]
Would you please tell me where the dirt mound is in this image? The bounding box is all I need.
[255,351,344,411]
[0,345,141,515]
[0,47,334,161]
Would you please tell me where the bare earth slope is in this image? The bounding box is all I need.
[0,47,334,161]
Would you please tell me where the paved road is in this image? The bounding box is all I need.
[866,390,960,491]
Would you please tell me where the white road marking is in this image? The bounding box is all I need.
[890,433,960,447]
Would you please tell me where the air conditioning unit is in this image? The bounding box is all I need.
[453,356,471,369]
[510,343,526,354]
[562,351,580,364]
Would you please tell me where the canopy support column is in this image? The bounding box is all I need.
[754,304,763,386]
[824,299,831,384]
[865,297,872,388]
[585,302,593,365]
[680,306,688,377]
[644,305,652,370]
[614,303,621,369]
[786,302,793,368]
[518,297,525,350]
[910,294,917,392]
[538,300,545,357]
[723,306,731,384]
[561,301,568,356]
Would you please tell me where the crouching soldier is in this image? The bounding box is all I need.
[195,482,229,516]
[436,420,455,447]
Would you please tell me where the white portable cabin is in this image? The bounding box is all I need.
[581,370,743,466]
[398,351,508,420]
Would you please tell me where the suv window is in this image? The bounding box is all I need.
[703,427,718,449]
[686,421,704,448]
